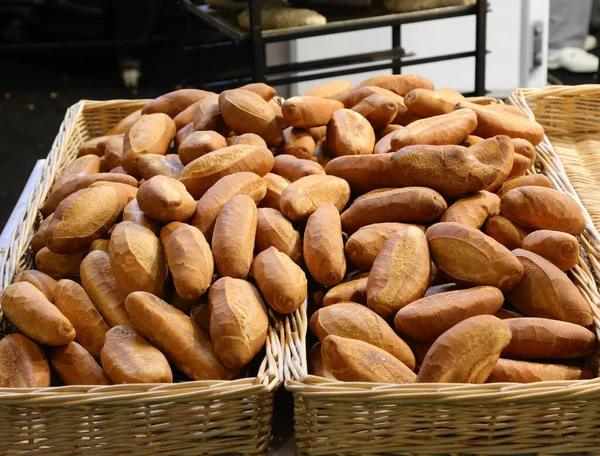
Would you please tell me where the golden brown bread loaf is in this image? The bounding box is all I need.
[322,277,368,306]
[376,123,403,139]
[239,82,277,101]
[462,135,484,147]
[345,222,418,270]
[101,325,173,384]
[54,279,109,359]
[487,358,593,383]
[389,145,498,199]
[521,230,580,271]
[279,175,350,221]
[126,292,231,380]
[160,222,184,247]
[78,135,121,157]
[255,208,303,265]
[219,89,283,147]
[106,109,142,135]
[179,131,227,165]
[358,74,434,96]
[252,247,307,314]
[306,80,353,98]
[496,174,553,199]
[234,133,269,148]
[488,103,529,118]
[89,181,138,202]
[282,96,343,128]
[80,250,131,327]
[89,239,110,253]
[103,136,124,170]
[483,215,528,250]
[325,155,399,194]
[41,172,138,217]
[209,277,269,371]
[53,155,101,190]
[394,286,504,343]
[44,186,128,254]
[109,221,167,298]
[191,172,265,241]
[31,214,53,253]
[272,154,325,182]
[137,154,184,180]
[441,191,500,228]
[172,99,204,131]
[417,315,512,383]
[507,154,530,179]
[373,129,397,154]
[35,247,87,279]
[327,108,376,156]
[304,203,346,287]
[0,333,50,388]
[502,317,596,359]
[190,300,211,334]
[367,226,430,319]
[136,175,196,223]
[403,88,462,117]
[390,109,477,150]
[500,186,586,235]
[192,94,227,134]
[282,127,316,159]
[507,249,592,327]
[426,222,524,291]
[142,89,210,117]
[51,341,111,385]
[1,282,76,346]
[467,135,515,192]
[311,302,415,369]
[122,113,176,175]
[212,194,257,279]
[122,199,161,234]
[259,173,290,211]
[351,94,398,128]
[345,86,409,120]
[341,187,447,234]
[321,335,417,383]
[163,223,213,301]
[455,102,545,145]
[13,270,57,303]
[513,137,536,164]
[179,144,274,199]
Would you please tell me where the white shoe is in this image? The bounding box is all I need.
[548,47,599,73]
[585,35,597,51]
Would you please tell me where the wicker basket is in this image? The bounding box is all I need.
[284,92,600,455]
[0,100,283,455]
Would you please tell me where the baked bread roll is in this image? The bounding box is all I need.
[106,109,142,135]
[179,131,228,165]
[282,96,343,128]
[0,333,50,388]
[483,215,528,250]
[487,358,594,383]
[441,191,500,229]
[496,174,553,198]
[122,199,162,234]
[468,136,515,192]
[51,341,111,385]
[13,270,57,303]
[259,173,290,211]
[327,109,376,156]
[282,127,316,159]
[323,276,368,307]
[52,155,101,190]
[137,154,184,180]
[358,74,434,96]
[255,208,303,265]
[272,154,325,182]
[142,89,211,117]
[35,247,87,279]
[325,155,400,194]
[137,175,196,223]
[521,230,580,271]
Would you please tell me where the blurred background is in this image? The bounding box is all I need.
[1,0,598,230]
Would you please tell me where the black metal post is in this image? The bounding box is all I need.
[392,25,402,74]
[249,0,265,82]
[474,0,487,96]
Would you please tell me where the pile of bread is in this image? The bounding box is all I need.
[0,72,596,389]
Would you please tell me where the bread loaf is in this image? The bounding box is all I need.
[462,135,484,147]
[13,270,57,303]
[234,133,268,148]
[345,222,418,270]
[403,87,463,117]
[341,187,447,234]
[208,277,268,370]
[31,214,53,253]
[255,208,303,264]
[508,154,530,179]
[122,113,176,175]
[367,226,430,319]
[282,96,343,128]
[53,155,101,190]
[142,89,210,117]
[1,282,76,346]
[513,137,536,165]
[323,277,368,306]
[312,303,415,369]
[164,223,213,300]
[219,89,283,147]
[78,135,120,157]
[80,250,131,327]
[325,155,399,194]
[137,154,184,180]
[89,239,110,253]
[190,300,211,334]
[259,173,290,211]
[51,341,111,385]
[54,279,109,358]
[507,249,592,327]
[500,186,586,235]
[327,109,376,156]
[192,94,227,134]
[483,215,528,250]
[321,335,416,383]
[122,199,162,234]
[487,358,593,383]
[191,172,266,240]
[126,292,231,380]
[373,130,398,154]
[89,181,138,202]
[468,135,515,192]
[351,94,398,128]
[441,191,500,228]
[101,325,173,383]
[497,174,553,199]
[280,175,350,221]
[45,186,128,254]
[304,203,346,286]
[212,194,257,279]
[173,99,205,131]
[252,247,307,314]
[179,144,274,198]
[305,80,353,98]
[0,333,50,388]
[282,127,316,159]
[103,136,124,170]
[358,74,434,96]
[416,315,512,383]
[35,247,87,279]
[394,286,504,343]
[136,175,196,223]
[106,109,142,135]
[272,154,324,182]
[109,221,167,297]
[521,230,579,271]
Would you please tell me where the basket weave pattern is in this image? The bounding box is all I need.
[0,100,282,455]
[284,90,600,455]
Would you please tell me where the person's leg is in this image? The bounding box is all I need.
[550,0,592,49]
